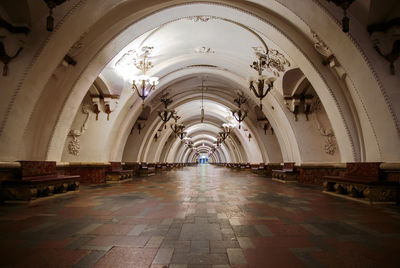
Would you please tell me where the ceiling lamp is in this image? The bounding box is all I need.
[158,93,175,129]
[231,93,248,129]
[131,47,159,108]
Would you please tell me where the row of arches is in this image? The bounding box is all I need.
[0,0,398,164]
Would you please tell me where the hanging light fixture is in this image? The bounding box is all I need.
[219,131,229,141]
[177,126,187,140]
[231,93,248,129]
[326,0,355,32]
[44,0,67,31]
[222,123,234,134]
[249,53,276,110]
[131,47,159,108]
[200,80,205,123]
[158,93,175,129]
[249,46,290,110]
[170,114,183,137]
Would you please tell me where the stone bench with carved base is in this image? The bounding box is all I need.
[323,176,399,202]
[323,163,399,203]
[105,162,133,182]
[139,162,156,176]
[251,163,266,175]
[1,175,80,201]
[272,163,298,182]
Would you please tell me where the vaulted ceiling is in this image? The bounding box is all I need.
[0,0,399,163]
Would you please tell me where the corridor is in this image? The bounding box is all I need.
[0,165,399,267]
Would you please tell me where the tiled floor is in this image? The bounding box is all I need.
[0,165,399,267]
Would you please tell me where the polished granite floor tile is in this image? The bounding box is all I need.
[0,165,399,267]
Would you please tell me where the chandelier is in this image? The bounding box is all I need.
[231,93,248,129]
[249,55,276,110]
[158,93,175,129]
[200,80,205,123]
[131,47,159,108]
[177,127,187,140]
[170,115,185,138]
[218,123,234,141]
[214,136,223,148]
[249,47,290,110]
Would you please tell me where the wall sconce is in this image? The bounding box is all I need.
[92,97,101,120]
[104,97,118,121]
[284,95,314,121]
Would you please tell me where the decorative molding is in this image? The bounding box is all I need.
[68,104,90,155]
[187,16,217,22]
[195,46,215,54]
[68,32,87,56]
[313,98,337,155]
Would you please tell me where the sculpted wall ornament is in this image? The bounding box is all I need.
[68,104,91,155]
[311,30,346,80]
[367,18,400,75]
[313,98,337,155]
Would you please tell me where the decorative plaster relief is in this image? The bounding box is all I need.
[368,19,400,75]
[313,98,337,155]
[251,46,290,77]
[311,31,346,79]
[115,46,154,71]
[68,104,91,155]
[195,47,215,54]
[187,16,217,22]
